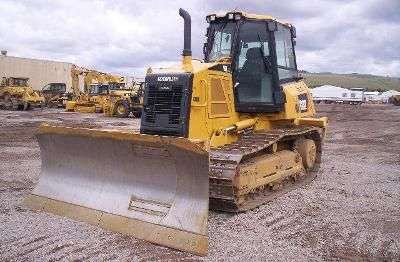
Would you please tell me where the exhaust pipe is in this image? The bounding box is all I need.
[179,8,191,57]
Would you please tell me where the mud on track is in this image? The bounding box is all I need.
[0,105,399,261]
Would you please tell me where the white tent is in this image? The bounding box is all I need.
[363,91,381,102]
[311,85,349,100]
[311,85,363,103]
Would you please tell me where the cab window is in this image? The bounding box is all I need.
[274,24,297,80]
[207,22,236,62]
[235,21,274,105]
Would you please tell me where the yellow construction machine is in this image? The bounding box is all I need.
[0,77,45,110]
[389,95,400,106]
[65,66,122,113]
[25,9,327,256]
[71,79,143,117]
[64,67,141,116]
[102,81,144,118]
[40,83,68,108]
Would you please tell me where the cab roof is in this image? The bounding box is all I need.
[207,11,293,28]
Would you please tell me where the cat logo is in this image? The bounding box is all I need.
[157,76,178,82]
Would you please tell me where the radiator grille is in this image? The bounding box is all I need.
[140,73,192,137]
[144,85,183,125]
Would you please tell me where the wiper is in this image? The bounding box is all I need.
[257,34,271,73]
[207,27,216,57]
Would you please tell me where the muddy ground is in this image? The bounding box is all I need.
[0,105,399,261]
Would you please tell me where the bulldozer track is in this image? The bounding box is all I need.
[209,126,323,212]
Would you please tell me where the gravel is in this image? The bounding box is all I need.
[0,104,399,261]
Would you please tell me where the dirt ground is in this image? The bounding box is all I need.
[0,105,399,261]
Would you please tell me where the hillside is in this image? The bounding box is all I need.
[302,72,400,91]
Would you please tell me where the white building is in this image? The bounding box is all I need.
[0,52,74,92]
[0,52,135,92]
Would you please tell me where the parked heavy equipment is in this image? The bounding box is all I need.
[72,81,143,117]
[65,67,122,113]
[85,83,111,112]
[65,65,92,112]
[0,77,44,110]
[389,95,400,106]
[40,83,69,108]
[25,9,328,256]
[103,81,144,118]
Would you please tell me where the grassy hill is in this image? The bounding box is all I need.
[301,72,400,91]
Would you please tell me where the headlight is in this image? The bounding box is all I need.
[206,14,216,23]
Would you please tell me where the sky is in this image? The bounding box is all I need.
[1,0,399,77]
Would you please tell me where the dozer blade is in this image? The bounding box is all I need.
[24,125,209,256]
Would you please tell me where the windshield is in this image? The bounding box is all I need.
[13,78,28,87]
[89,84,109,94]
[206,21,236,62]
[108,82,125,90]
[44,83,65,92]
[52,83,66,92]
[89,85,98,94]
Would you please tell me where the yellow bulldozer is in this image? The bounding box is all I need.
[0,77,45,110]
[389,95,400,106]
[25,9,327,256]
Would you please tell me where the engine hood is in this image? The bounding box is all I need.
[147,59,227,75]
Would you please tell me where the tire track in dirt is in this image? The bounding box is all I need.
[1,106,399,261]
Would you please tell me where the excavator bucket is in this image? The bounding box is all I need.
[24,125,209,256]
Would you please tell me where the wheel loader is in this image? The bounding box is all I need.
[0,77,45,110]
[25,9,328,256]
[103,81,144,118]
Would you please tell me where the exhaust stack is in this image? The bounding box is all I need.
[179,8,192,63]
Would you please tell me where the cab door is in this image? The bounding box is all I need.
[233,21,283,113]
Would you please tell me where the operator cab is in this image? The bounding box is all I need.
[1,77,29,87]
[108,82,125,90]
[42,83,66,93]
[204,12,298,113]
[88,84,109,95]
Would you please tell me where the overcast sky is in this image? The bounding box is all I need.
[1,0,399,77]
